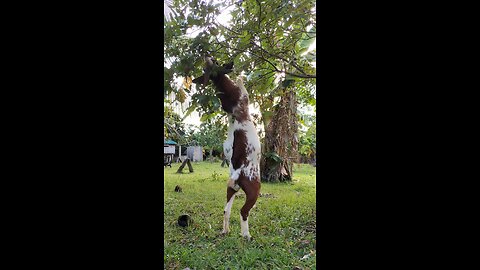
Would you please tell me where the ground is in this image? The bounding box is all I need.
[164,161,316,270]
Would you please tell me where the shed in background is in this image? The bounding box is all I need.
[187,146,203,162]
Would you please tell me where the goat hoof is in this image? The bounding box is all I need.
[241,234,252,241]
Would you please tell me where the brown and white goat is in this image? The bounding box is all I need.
[193,57,261,240]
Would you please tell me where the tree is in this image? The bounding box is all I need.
[164,0,316,181]
[164,104,197,144]
[189,116,227,161]
[164,105,186,143]
[261,85,299,181]
[298,111,316,163]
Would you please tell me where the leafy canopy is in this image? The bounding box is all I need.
[164,0,316,121]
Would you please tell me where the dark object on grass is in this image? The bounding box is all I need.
[174,185,182,192]
[177,158,194,173]
[178,214,192,227]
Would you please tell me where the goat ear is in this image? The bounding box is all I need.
[223,62,234,70]
[192,76,203,84]
[222,62,234,74]
[192,74,210,86]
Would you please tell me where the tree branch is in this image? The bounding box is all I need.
[257,70,276,80]
[211,35,316,79]
[213,21,241,36]
[283,71,316,79]
[251,41,308,75]
[255,0,262,29]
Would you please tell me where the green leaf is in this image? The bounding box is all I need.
[196,94,207,104]
[282,79,295,88]
[298,47,309,55]
[199,113,209,122]
[299,37,316,50]
[263,111,274,119]
[265,152,283,164]
[182,106,197,120]
[284,17,295,29]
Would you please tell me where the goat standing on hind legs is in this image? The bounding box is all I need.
[193,56,261,240]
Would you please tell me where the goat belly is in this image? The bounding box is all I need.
[224,119,261,182]
[223,122,235,177]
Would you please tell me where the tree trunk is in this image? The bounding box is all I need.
[260,86,298,182]
[209,148,213,162]
[261,110,271,134]
[259,109,269,175]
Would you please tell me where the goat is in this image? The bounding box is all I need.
[193,56,261,240]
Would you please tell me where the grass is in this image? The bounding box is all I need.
[164,161,316,270]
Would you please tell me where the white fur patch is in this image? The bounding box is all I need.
[223,119,261,181]
[236,77,248,96]
[224,195,235,213]
[224,119,261,181]
[240,215,251,239]
[223,115,235,161]
[222,195,235,234]
[231,167,243,181]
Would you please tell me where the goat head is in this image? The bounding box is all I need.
[192,56,234,86]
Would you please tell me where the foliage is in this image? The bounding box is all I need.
[298,113,316,162]
[164,105,197,145]
[164,0,316,122]
[164,161,316,269]
[164,105,186,143]
[188,115,227,153]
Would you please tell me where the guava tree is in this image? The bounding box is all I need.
[164,0,316,181]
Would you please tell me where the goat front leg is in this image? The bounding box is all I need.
[222,185,238,234]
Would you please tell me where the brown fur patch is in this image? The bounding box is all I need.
[212,75,241,113]
[237,173,261,221]
[233,95,250,122]
[231,129,248,170]
[226,186,237,202]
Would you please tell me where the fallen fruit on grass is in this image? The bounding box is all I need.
[178,214,192,227]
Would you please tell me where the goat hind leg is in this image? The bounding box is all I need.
[240,190,259,240]
[222,186,237,234]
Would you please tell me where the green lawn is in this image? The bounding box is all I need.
[164,161,316,270]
